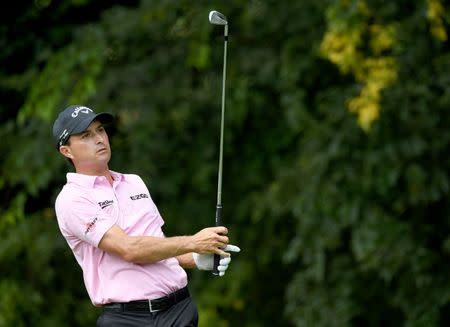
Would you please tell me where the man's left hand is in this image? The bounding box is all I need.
[193,244,241,276]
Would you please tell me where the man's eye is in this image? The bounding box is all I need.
[82,133,89,138]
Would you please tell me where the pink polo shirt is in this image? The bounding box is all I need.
[54,170,187,306]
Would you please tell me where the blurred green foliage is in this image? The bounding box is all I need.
[1,0,450,326]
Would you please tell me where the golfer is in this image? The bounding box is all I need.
[52,105,240,326]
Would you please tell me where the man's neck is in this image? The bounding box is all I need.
[75,165,113,185]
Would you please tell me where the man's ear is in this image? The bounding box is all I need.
[59,145,73,159]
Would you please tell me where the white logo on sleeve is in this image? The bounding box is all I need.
[71,106,93,118]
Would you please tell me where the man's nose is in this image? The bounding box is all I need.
[95,132,104,143]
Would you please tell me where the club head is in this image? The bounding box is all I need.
[209,10,228,25]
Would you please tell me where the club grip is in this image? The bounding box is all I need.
[212,204,222,275]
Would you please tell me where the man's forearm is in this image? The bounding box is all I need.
[177,253,196,269]
[98,224,229,264]
[126,235,194,264]
[99,225,194,264]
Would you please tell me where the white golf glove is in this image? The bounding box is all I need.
[193,244,241,276]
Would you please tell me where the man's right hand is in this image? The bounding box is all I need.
[190,226,230,257]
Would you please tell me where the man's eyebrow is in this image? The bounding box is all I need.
[72,130,90,137]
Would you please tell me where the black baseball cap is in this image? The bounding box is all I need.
[52,105,114,149]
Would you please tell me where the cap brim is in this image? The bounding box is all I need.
[71,112,114,135]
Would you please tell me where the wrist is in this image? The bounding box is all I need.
[177,253,197,269]
[178,235,194,254]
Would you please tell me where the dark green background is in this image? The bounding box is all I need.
[1,1,450,326]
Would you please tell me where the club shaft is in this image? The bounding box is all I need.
[216,24,228,206]
[213,24,228,276]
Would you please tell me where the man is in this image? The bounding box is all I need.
[52,105,240,326]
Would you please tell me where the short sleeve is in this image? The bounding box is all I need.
[55,192,116,248]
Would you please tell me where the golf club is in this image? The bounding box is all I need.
[209,10,228,276]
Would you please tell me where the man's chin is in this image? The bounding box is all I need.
[96,150,111,161]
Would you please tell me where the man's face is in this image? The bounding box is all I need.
[60,120,111,171]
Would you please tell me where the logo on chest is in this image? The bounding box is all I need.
[130,193,149,200]
[98,199,114,209]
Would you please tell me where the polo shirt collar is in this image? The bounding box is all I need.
[66,170,124,187]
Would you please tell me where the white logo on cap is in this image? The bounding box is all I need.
[59,129,69,145]
[71,106,93,118]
